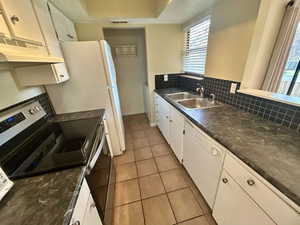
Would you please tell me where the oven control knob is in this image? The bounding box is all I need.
[29,109,35,115]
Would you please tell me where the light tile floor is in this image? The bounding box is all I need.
[112,114,218,225]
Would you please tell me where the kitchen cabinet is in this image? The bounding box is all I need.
[169,106,184,161]
[183,120,225,208]
[48,3,78,42]
[82,194,103,225]
[213,170,276,225]
[12,0,71,86]
[70,178,103,225]
[220,153,300,225]
[155,94,171,143]
[0,13,10,37]
[0,0,44,44]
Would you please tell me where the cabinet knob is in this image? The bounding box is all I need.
[72,221,80,225]
[169,120,173,122]
[247,179,255,186]
[67,34,74,39]
[11,15,20,24]
[222,178,229,184]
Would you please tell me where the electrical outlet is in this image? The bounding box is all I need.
[164,74,168,82]
[230,83,237,94]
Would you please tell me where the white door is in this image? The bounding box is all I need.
[0,0,44,44]
[83,194,103,225]
[183,120,224,208]
[169,106,184,161]
[100,41,125,151]
[48,2,77,42]
[213,170,276,225]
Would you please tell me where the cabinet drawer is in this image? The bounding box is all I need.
[224,153,300,225]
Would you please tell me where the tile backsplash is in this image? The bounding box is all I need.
[155,74,300,132]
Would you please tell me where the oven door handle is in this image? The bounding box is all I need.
[86,131,106,175]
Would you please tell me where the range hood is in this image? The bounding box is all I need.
[0,49,64,64]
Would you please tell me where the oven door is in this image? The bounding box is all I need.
[86,129,115,225]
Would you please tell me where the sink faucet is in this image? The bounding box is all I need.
[209,93,216,103]
[196,86,205,98]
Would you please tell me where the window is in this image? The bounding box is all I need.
[183,17,211,75]
[278,21,300,97]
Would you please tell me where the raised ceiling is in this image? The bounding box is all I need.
[50,0,221,24]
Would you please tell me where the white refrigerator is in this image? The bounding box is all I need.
[46,40,125,156]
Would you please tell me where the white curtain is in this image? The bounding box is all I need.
[262,0,300,92]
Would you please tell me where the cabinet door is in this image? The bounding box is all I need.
[213,170,276,225]
[32,0,69,83]
[160,98,170,143]
[83,194,103,225]
[0,0,44,44]
[183,120,224,208]
[70,179,90,225]
[0,13,10,37]
[169,106,184,161]
[48,3,78,42]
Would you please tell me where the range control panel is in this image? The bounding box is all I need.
[0,113,26,133]
[0,102,46,146]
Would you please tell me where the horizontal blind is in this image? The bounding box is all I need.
[183,17,211,74]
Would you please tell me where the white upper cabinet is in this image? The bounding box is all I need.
[0,0,44,44]
[0,13,9,37]
[48,3,78,42]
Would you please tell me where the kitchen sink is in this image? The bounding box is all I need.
[176,98,223,109]
[166,92,200,101]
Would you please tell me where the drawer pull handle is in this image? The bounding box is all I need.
[72,221,80,225]
[247,179,255,186]
[169,120,173,122]
[222,178,229,184]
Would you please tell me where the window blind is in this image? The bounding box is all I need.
[183,17,211,74]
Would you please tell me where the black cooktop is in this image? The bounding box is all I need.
[0,116,100,179]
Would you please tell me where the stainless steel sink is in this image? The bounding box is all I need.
[176,98,223,109]
[166,92,200,101]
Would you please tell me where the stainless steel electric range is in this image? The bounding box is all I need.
[0,100,115,224]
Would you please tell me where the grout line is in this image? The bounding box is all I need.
[153,152,178,224]
[135,160,146,225]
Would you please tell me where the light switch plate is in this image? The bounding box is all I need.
[164,74,168,82]
[230,83,237,94]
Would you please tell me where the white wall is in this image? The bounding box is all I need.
[103,29,148,115]
[184,0,261,82]
[0,70,45,110]
[75,23,184,123]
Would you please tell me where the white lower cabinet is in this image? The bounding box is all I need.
[183,120,225,208]
[154,93,300,225]
[169,106,184,161]
[82,194,103,225]
[213,170,276,225]
[70,178,102,225]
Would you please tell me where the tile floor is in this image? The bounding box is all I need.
[112,114,218,225]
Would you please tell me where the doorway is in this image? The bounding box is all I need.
[103,28,148,116]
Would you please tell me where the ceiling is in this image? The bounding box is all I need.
[49,0,221,24]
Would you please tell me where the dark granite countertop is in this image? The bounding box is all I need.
[155,88,300,207]
[0,167,86,225]
[0,109,106,225]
